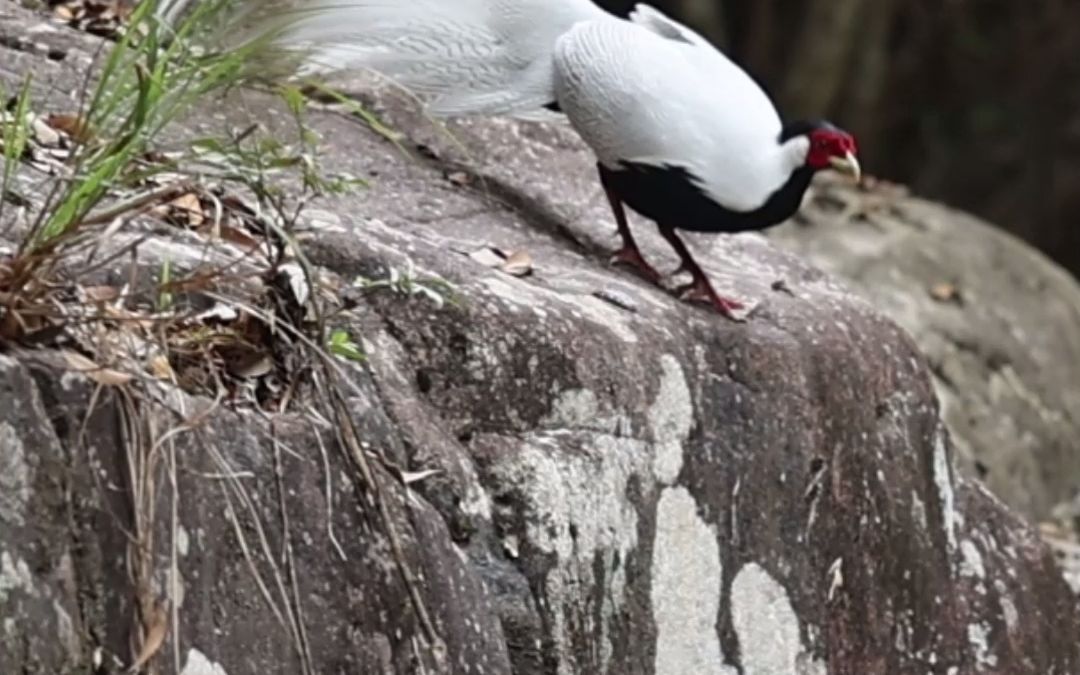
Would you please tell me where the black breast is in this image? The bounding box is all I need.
[601,161,815,234]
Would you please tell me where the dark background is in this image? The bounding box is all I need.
[598,0,1080,279]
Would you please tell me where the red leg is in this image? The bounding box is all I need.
[657,226,744,318]
[598,167,662,285]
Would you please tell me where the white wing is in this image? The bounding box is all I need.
[627,4,709,49]
[554,8,789,211]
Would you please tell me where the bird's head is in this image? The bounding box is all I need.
[784,120,861,183]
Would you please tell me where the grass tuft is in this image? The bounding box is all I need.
[38,0,268,244]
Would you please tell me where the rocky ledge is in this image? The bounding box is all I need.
[1,5,1078,674]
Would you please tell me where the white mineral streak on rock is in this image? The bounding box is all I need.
[493,432,649,674]
[651,487,731,675]
[731,562,825,675]
[959,539,985,579]
[967,622,998,670]
[181,649,229,675]
[0,423,30,527]
[647,355,693,485]
[932,428,957,551]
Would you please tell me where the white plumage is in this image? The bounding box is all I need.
[553,15,803,211]
[244,0,860,316]
[282,0,606,117]
[270,0,809,211]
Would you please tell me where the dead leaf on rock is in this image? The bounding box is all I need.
[53,3,75,20]
[446,170,472,187]
[227,351,273,379]
[102,305,155,330]
[930,282,963,305]
[467,246,507,268]
[500,250,533,277]
[80,285,121,303]
[44,113,93,143]
[192,303,240,325]
[169,192,205,227]
[127,598,168,674]
[63,350,134,386]
[276,262,310,306]
[148,354,174,381]
[197,221,261,251]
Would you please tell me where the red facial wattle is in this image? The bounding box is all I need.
[807,130,861,181]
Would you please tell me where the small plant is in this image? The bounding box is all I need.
[156,258,174,311]
[0,77,33,227]
[327,329,365,363]
[37,0,266,244]
[353,260,457,309]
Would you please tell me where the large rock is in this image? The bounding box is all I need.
[1,5,1078,674]
[770,183,1080,521]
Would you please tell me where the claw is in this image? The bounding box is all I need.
[676,277,745,318]
[610,245,663,285]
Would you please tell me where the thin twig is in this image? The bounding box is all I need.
[273,429,315,675]
[309,418,347,562]
[76,181,195,228]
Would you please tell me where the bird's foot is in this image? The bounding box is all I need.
[609,245,662,285]
[676,277,745,319]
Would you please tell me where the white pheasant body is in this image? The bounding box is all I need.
[275,0,807,212]
[553,13,803,211]
[235,0,861,315]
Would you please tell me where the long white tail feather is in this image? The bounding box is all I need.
[159,0,798,216]
[263,0,608,118]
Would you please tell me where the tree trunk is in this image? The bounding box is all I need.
[780,0,866,115]
[839,0,900,156]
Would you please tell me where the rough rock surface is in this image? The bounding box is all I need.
[771,186,1080,521]
[2,5,1080,675]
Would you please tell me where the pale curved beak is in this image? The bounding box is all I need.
[828,151,862,183]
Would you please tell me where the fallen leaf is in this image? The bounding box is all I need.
[467,246,507,268]
[500,250,533,277]
[276,262,310,306]
[929,282,962,304]
[44,113,93,143]
[148,354,174,381]
[102,305,155,330]
[193,303,239,324]
[196,221,261,250]
[228,352,273,379]
[63,350,134,386]
[127,599,168,674]
[81,285,121,303]
[446,170,472,187]
[170,192,205,227]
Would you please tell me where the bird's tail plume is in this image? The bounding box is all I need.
[160,0,608,119]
